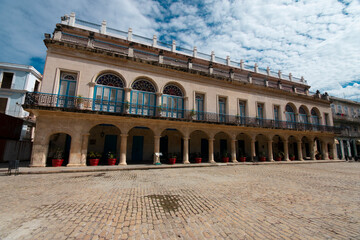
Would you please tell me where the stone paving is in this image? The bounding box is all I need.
[0,162,359,240]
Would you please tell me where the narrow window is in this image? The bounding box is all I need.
[195,93,204,120]
[218,97,226,123]
[0,98,8,113]
[1,72,14,89]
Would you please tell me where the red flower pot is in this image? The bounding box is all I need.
[275,157,282,161]
[222,157,229,163]
[169,158,176,164]
[240,157,246,162]
[195,158,202,163]
[89,158,100,166]
[290,156,295,161]
[108,158,116,165]
[260,157,266,162]
[52,159,64,167]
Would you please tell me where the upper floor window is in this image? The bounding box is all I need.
[239,101,246,117]
[162,84,184,118]
[219,97,227,122]
[285,104,296,128]
[358,108,360,117]
[324,113,329,126]
[299,106,308,124]
[351,107,355,117]
[57,72,77,108]
[344,106,348,116]
[337,105,342,114]
[1,72,14,89]
[311,109,320,125]
[330,104,335,114]
[195,93,205,120]
[130,79,156,116]
[94,73,124,113]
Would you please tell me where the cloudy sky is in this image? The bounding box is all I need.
[0,0,359,101]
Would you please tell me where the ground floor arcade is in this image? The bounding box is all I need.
[336,138,360,160]
[30,111,337,167]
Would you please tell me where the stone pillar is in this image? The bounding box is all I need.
[332,141,337,160]
[211,51,215,62]
[127,28,132,41]
[119,134,128,165]
[209,64,213,75]
[284,140,290,161]
[250,138,256,161]
[208,138,215,163]
[68,134,83,167]
[172,40,176,52]
[226,56,230,66]
[152,35,157,47]
[80,133,90,166]
[297,141,303,161]
[124,87,131,112]
[310,140,316,160]
[240,59,244,70]
[322,141,329,160]
[183,137,190,164]
[193,46,197,58]
[231,139,237,162]
[267,140,274,161]
[100,20,107,34]
[30,141,47,167]
[254,63,258,73]
[128,47,134,57]
[339,139,344,160]
[153,135,161,164]
[69,12,75,26]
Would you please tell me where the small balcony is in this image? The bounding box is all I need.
[24,92,340,133]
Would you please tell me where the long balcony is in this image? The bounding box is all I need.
[24,92,340,133]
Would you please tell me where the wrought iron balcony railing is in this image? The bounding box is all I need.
[24,92,340,133]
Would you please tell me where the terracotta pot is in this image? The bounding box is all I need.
[240,157,246,162]
[108,158,116,165]
[89,158,100,166]
[260,157,266,162]
[52,159,64,167]
[290,156,295,161]
[195,157,202,163]
[222,157,229,163]
[275,157,282,161]
[169,158,176,164]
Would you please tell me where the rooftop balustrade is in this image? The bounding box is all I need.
[24,92,340,134]
[60,13,308,85]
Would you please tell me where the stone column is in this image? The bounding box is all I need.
[339,139,344,160]
[322,141,329,160]
[119,134,128,165]
[267,140,274,161]
[68,134,83,167]
[153,135,161,164]
[310,139,316,160]
[124,87,131,103]
[208,138,215,163]
[183,137,190,164]
[250,138,256,161]
[332,141,337,160]
[297,141,303,161]
[284,140,290,161]
[30,140,47,167]
[231,139,237,162]
[80,133,90,166]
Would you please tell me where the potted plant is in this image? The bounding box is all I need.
[194,152,202,163]
[168,153,177,164]
[189,109,196,120]
[239,151,246,162]
[275,151,284,161]
[315,152,322,160]
[259,152,266,162]
[329,153,333,160]
[76,95,84,109]
[221,151,229,163]
[107,151,116,165]
[88,151,101,166]
[289,153,295,161]
[52,148,64,167]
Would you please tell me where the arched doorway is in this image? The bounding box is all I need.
[160,128,183,164]
[255,134,268,161]
[311,108,320,130]
[301,136,311,160]
[273,135,285,161]
[130,79,157,116]
[214,132,231,162]
[161,84,185,119]
[47,133,71,167]
[127,126,154,164]
[87,124,121,165]
[236,133,251,161]
[285,104,296,129]
[288,136,298,160]
[93,73,125,113]
[189,130,209,163]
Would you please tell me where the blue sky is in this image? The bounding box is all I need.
[0,0,359,101]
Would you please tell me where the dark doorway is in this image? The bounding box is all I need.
[103,135,117,164]
[220,139,227,155]
[238,140,245,156]
[160,135,168,161]
[131,136,144,163]
[201,138,208,161]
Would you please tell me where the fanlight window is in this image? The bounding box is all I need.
[61,73,76,81]
[299,107,306,115]
[163,84,183,96]
[96,73,124,88]
[286,104,294,113]
[132,79,156,92]
[311,109,318,116]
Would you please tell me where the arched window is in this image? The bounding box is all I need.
[161,84,184,118]
[311,109,320,125]
[299,106,308,124]
[130,79,156,116]
[285,104,296,129]
[94,73,125,113]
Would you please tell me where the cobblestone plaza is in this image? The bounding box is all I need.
[1,163,359,239]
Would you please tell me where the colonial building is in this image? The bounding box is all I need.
[0,62,42,162]
[330,96,360,160]
[25,13,339,167]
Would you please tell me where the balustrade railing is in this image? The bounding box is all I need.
[24,92,340,133]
